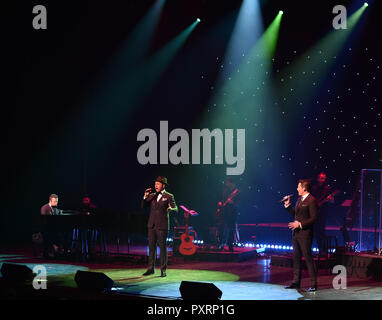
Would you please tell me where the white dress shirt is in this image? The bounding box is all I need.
[144,190,165,201]
[156,190,165,202]
[301,193,309,202]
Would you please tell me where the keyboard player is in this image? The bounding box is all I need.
[40,194,63,258]
[41,194,61,216]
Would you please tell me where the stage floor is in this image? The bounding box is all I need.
[1,245,382,300]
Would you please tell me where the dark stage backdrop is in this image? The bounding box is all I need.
[3,0,381,244]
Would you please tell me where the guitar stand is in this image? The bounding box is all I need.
[177,205,199,256]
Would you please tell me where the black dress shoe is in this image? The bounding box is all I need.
[285,283,300,289]
[306,286,317,292]
[160,270,166,277]
[142,269,154,276]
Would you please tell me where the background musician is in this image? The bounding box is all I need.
[216,177,239,252]
[310,172,335,257]
[78,195,97,215]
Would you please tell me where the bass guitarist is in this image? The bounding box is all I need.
[310,172,338,257]
[216,177,240,252]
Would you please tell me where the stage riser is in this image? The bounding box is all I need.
[270,255,335,270]
[271,253,382,281]
[173,250,257,262]
[337,254,382,281]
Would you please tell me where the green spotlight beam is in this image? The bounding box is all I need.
[275,4,368,130]
[117,0,167,70]
[190,12,284,180]
[108,19,201,115]
[142,19,201,89]
[278,4,368,86]
[213,12,283,179]
[318,4,367,58]
[260,10,283,59]
[93,0,167,88]
[108,18,201,111]
[85,19,200,158]
[205,11,283,129]
[49,0,168,168]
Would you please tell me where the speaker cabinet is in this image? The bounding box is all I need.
[179,281,222,300]
[74,270,114,292]
[0,263,34,282]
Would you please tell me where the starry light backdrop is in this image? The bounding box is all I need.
[3,0,381,246]
[180,1,381,245]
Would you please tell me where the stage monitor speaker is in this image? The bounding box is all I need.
[179,281,222,300]
[74,270,114,292]
[0,263,34,282]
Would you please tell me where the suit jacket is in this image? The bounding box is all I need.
[142,191,178,230]
[41,203,59,215]
[285,194,318,236]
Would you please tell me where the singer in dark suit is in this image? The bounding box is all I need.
[283,179,318,292]
[141,176,178,277]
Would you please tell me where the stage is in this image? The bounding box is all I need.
[3,0,382,307]
[1,244,382,301]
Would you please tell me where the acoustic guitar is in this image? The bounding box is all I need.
[179,210,196,256]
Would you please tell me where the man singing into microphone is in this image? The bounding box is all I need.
[141,176,178,277]
[283,179,318,292]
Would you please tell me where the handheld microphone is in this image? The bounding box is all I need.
[145,188,153,193]
[280,194,294,202]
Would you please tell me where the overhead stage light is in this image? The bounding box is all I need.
[196,18,201,23]
[363,2,368,7]
[279,10,284,15]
